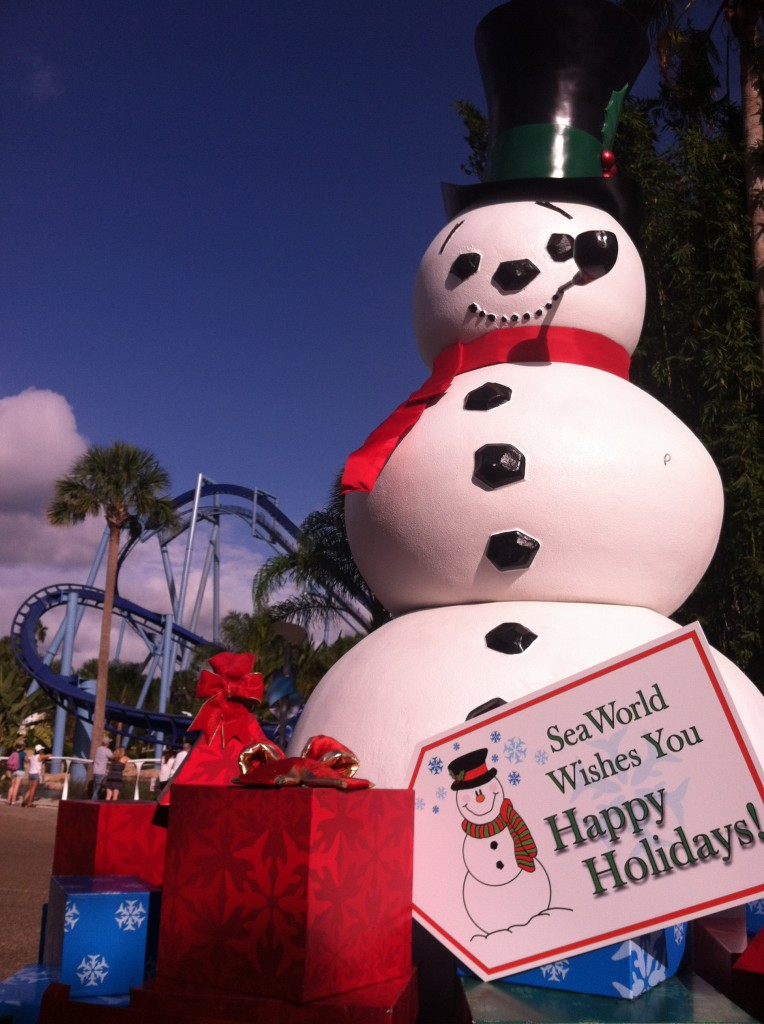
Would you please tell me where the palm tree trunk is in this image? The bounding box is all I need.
[89,524,120,766]
[733,1,764,365]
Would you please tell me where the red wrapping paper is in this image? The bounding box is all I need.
[157,784,414,1003]
[52,802,166,887]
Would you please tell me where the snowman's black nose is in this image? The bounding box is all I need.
[573,230,619,281]
[491,259,540,292]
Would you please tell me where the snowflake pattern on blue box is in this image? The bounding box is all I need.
[534,749,548,765]
[610,931,666,999]
[64,901,80,932]
[76,953,110,987]
[428,756,444,774]
[489,730,501,743]
[115,899,147,932]
[436,786,447,800]
[540,960,570,982]
[507,771,521,786]
[415,797,425,811]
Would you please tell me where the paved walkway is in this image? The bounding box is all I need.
[0,797,59,980]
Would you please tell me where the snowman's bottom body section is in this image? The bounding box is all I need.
[290,601,764,789]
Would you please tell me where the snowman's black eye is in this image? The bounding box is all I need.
[449,252,481,281]
[547,233,575,261]
[492,259,540,292]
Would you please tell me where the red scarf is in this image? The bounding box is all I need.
[461,797,538,873]
[341,325,630,494]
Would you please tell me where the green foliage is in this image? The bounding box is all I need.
[0,636,54,752]
[252,474,388,635]
[47,441,178,535]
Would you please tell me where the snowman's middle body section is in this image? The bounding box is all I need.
[346,361,723,617]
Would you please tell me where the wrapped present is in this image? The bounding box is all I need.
[129,969,418,1023]
[498,923,687,999]
[693,908,764,1021]
[52,801,167,887]
[43,876,160,998]
[746,897,764,937]
[160,652,277,802]
[0,966,131,1024]
[157,784,414,1003]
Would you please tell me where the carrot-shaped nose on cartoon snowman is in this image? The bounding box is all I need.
[448,748,554,936]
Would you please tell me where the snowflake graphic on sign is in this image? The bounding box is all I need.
[503,736,526,763]
[76,953,109,987]
[115,899,147,931]
[64,901,80,932]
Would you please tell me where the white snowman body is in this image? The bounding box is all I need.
[456,773,552,933]
[290,198,764,788]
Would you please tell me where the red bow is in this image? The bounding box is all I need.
[236,734,373,789]
[190,652,264,746]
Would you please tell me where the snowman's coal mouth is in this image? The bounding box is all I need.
[467,288,564,326]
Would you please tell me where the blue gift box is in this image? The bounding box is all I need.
[0,964,130,1023]
[500,924,688,999]
[746,898,764,937]
[42,875,160,998]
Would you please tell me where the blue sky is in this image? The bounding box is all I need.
[0,2,700,650]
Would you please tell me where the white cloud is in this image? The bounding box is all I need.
[0,390,263,686]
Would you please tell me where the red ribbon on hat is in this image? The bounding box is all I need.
[236,734,373,789]
[190,651,265,746]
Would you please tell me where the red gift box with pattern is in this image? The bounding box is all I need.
[157,784,414,1003]
[52,801,166,887]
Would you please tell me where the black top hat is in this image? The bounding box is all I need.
[442,0,649,234]
[448,748,498,791]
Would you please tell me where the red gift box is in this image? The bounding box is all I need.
[52,801,166,887]
[157,784,414,1003]
[131,970,418,1023]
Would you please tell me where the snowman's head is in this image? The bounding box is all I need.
[457,776,505,825]
[413,199,645,369]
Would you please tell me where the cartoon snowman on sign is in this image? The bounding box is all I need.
[448,748,555,936]
[290,0,764,788]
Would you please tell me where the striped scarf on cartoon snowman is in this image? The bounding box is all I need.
[461,798,538,872]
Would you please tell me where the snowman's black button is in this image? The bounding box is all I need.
[496,861,505,870]
[485,622,538,655]
[490,841,498,850]
[473,444,525,488]
[464,382,512,411]
[486,531,539,570]
[492,259,539,292]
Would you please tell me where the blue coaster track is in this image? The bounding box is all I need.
[10,479,301,745]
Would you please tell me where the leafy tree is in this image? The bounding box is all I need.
[47,443,179,766]
[622,0,764,359]
[0,637,53,753]
[252,474,388,636]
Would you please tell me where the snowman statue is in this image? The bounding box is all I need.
[290,0,764,789]
[448,748,555,937]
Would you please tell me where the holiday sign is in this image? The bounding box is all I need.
[407,624,764,981]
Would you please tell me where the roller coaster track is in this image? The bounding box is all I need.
[10,481,302,744]
[10,585,206,745]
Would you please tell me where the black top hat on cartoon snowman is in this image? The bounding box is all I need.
[448,748,498,791]
[443,0,649,235]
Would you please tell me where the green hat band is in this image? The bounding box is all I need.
[487,124,604,181]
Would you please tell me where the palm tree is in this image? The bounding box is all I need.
[47,442,178,765]
[252,474,388,636]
